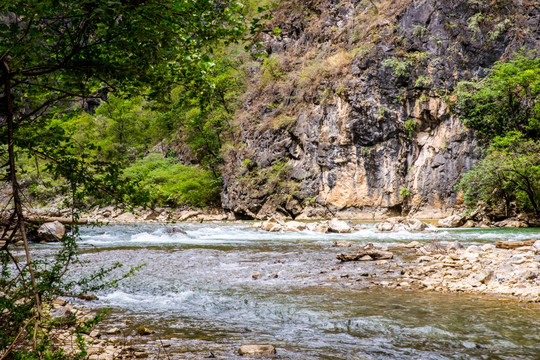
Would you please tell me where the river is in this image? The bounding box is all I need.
[34,223,540,359]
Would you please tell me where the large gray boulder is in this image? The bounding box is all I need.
[37,221,65,242]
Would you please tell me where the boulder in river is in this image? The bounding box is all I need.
[333,240,352,248]
[376,217,428,232]
[328,218,352,233]
[37,221,65,242]
[438,214,465,228]
[238,344,276,356]
[284,220,308,232]
[261,217,285,232]
[336,243,393,262]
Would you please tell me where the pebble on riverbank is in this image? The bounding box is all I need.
[340,239,540,302]
[44,300,159,360]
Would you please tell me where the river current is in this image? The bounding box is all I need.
[34,223,540,359]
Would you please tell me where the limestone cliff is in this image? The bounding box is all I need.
[221,0,540,219]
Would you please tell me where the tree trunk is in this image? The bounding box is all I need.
[2,59,42,350]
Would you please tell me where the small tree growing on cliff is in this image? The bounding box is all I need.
[0,1,247,357]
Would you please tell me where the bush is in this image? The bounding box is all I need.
[456,132,540,213]
[455,49,540,141]
[123,153,221,208]
[456,49,540,214]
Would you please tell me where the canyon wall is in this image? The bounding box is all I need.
[222,0,540,219]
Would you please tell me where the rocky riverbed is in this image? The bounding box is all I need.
[250,217,540,302]
[24,222,540,359]
[333,239,540,303]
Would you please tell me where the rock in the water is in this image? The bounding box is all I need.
[284,220,307,232]
[328,218,352,233]
[238,345,276,356]
[261,217,285,232]
[337,243,393,262]
[308,221,330,233]
[332,240,352,247]
[37,221,65,242]
[376,217,428,232]
[438,214,465,228]
[403,241,421,248]
[166,226,187,234]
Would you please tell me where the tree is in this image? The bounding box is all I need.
[455,49,540,215]
[0,1,247,357]
[455,49,540,141]
[457,132,540,214]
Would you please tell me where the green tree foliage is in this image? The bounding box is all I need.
[456,49,540,214]
[457,132,540,213]
[123,153,221,208]
[0,1,248,358]
[63,95,159,163]
[456,49,540,141]
[155,48,248,174]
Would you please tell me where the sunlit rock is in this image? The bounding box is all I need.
[238,344,276,356]
[37,221,65,242]
[328,218,352,233]
[437,214,465,228]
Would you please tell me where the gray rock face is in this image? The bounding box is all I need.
[221,0,540,219]
[37,221,65,242]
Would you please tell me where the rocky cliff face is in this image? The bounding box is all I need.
[221,0,540,219]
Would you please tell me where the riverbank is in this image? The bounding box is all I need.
[332,239,540,303]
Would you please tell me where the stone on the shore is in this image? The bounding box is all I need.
[37,221,65,242]
[493,218,529,228]
[437,214,465,228]
[461,220,475,228]
[328,218,352,233]
[495,239,536,249]
[114,212,137,222]
[238,344,276,356]
[50,306,74,320]
[178,210,201,221]
[136,325,154,335]
[106,327,121,334]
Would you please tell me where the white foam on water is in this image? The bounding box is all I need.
[78,222,540,250]
[100,289,195,310]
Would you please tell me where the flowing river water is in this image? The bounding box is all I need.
[34,223,540,359]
